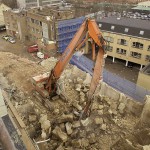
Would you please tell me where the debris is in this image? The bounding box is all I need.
[72,139,81,148]
[81,118,90,127]
[56,144,64,150]
[52,126,68,142]
[52,95,59,101]
[39,114,51,131]
[72,101,82,111]
[72,121,80,128]
[29,115,37,122]
[101,124,107,131]
[65,122,73,135]
[41,130,47,139]
[88,133,97,144]
[94,118,103,125]
[83,73,92,85]
[143,145,150,150]
[81,138,89,147]
[118,103,126,114]
[57,114,74,124]
[75,84,82,92]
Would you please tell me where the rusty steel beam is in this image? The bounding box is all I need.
[0,118,16,150]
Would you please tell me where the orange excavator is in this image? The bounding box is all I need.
[32,18,106,118]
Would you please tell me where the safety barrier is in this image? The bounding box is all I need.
[56,17,85,53]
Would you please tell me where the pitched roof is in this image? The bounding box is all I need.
[98,17,150,39]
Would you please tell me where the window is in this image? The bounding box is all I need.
[130,52,141,59]
[148,45,150,51]
[111,25,115,30]
[132,42,143,49]
[99,24,102,27]
[124,28,129,32]
[107,46,113,52]
[104,36,114,43]
[139,30,144,35]
[116,48,126,55]
[117,39,128,46]
[145,55,150,62]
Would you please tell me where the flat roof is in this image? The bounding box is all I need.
[98,16,150,39]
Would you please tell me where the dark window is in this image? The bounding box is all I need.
[116,48,127,55]
[117,39,128,46]
[132,42,143,50]
[130,52,141,59]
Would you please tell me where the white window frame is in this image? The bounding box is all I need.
[111,25,115,30]
[139,30,144,35]
[124,28,129,32]
[99,24,102,27]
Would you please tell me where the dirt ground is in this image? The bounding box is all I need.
[105,57,139,83]
[0,32,39,62]
[0,31,139,84]
[0,51,150,150]
[1,32,149,150]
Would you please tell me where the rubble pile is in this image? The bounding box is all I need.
[0,52,150,150]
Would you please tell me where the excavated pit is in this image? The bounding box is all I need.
[0,52,150,150]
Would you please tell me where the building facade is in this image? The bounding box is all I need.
[0,3,10,30]
[97,17,150,68]
[3,7,75,43]
[3,9,27,41]
[17,0,63,8]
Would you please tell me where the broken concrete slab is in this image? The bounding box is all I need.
[94,118,103,125]
[29,115,37,122]
[81,138,89,148]
[72,101,82,111]
[88,133,97,144]
[118,103,126,114]
[101,124,107,131]
[81,118,90,127]
[41,120,51,131]
[56,114,74,124]
[72,139,81,148]
[52,126,68,142]
[72,121,80,128]
[65,122,73,135]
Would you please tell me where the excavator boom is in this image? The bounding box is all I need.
[32,18,106,116]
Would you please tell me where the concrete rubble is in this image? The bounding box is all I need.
[0,53,150,150]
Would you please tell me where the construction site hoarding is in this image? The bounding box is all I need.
[56,17,85,53]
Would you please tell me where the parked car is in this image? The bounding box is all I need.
[2,35,9,40]
[8,37,16,44]
[28,44,38,53]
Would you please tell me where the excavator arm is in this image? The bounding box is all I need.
[45,19,106,95]
[32,18,106,117]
